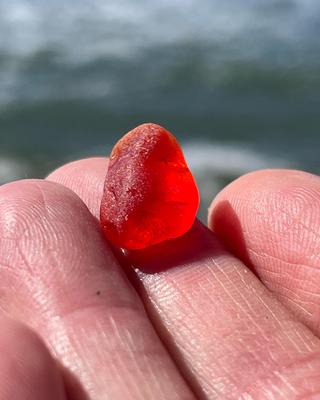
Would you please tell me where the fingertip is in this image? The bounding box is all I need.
[47,157,108,180]
[47,157,108,217]
[208,168,320,231]
[207,168,320,333]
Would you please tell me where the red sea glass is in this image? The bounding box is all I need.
[100,123,200,250]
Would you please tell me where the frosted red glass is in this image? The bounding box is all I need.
[100,123,199,250]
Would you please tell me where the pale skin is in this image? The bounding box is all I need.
[1,157,320,399]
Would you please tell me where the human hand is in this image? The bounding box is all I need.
[0,158,319,399]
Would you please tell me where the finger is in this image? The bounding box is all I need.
[208,169,320,335]
[49,158,320,398]
[0,180,195,400]
[0,316,66,400]
[48,157,107,218]
[124,222,320,399]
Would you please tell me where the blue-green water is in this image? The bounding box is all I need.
[0,0,320,216]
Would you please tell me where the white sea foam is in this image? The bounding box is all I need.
[0,156,32,184]
[182,141,293,216]
[183,141,291,176]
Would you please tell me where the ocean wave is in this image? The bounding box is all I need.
[1,0,320,61]
[0,156,33,184]
[183,141,294,217]
[183,141,292,175]
[0,0,320,107]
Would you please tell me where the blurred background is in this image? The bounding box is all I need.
[0,0,319,218]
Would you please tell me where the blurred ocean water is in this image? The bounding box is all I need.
[0,0,319,216]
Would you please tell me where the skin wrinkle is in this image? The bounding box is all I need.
[1,215,39,245]
[265,284,319,312]
[55,292,193,399]
[169,276,211,331]
[0,261,27,278]
[22,200,141,318]
[137,353,163,400]
[59,317,138,399]
[16,229,112,327]
[17,223,63,310]
[239,394,255,400]
[309,253,320,263]
[1,187,74,291]
[108,316,145,400]
[291,327,315,354]
[212,263,271,344]
[240,195,318,264]
[103,336,131,400]
[272,217,320,258]
[260,195,320,255]
[248,249,320,319]
[233,275,289,336]
[33,181,53,224]
[100,327,142,397]
[282,367,320,398]
[256,266,319,289]
[158,288,200,343]
[249,247,320,276]
[202,281,253,350]
[212,273,283,368]
[287,185,320,205]
[128,324,178,399]
[278,291,316,315]
[248,251,320,304]
[0,200,37,240]
[155,269,262,396]
[297,393,320,400]
[246,356,318,400]
[257,379,289,400]
[53,323,97,396]
[115,318,163,400]
[280,284,320,302]
[133,338,169,400]
[173,274,236,377]
[138,281,212,399]
[181,257,320,398]
[2,220,37,277]
[253,293,303,354]
[255,267,320,301]
[17,243,41,287]
[269,382,288,399]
